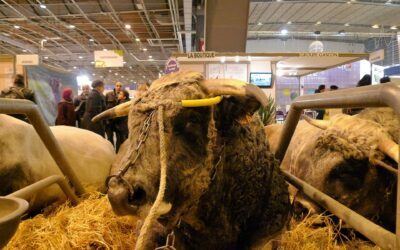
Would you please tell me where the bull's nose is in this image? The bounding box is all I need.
[107,179,138,215]
[129,185,147,206]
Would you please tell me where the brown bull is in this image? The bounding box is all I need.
[94,71,290,249]
[265,108,399,231]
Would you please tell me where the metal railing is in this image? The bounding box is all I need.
[7,175,79,205]
[275,82,400,249]
[0,98,85,196]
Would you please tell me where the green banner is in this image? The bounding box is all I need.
[25,65,77,125]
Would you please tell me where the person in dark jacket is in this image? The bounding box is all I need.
[55,88,76,126]
[343,74,372,115]
[73,84,90,128]
[114,89,130,152]
[314,84,326,119]
[82,80,106,137]
[0,74,35,122]
[105,82,122,147]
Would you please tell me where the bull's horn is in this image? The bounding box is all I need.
[200,79,269,107]
[91,100,132,123]
[379,138,399,163]
[302,115,329,130]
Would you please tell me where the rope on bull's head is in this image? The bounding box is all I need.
[135,105,171,250]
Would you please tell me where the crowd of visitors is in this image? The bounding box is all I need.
[0,74,148,153]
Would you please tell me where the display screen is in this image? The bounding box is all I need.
[249,72,273,88]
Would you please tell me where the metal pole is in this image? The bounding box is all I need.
[0,99,85,195]
[7,175,79,205]
[283,170,396,249]
[274,82,400,249]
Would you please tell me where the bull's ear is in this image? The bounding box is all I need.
[215,95,262,128]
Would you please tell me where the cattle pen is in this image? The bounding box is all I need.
[275,82,400,249]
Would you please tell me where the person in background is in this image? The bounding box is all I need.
[74,84,90,128]
[314,84,326,120]
[357,74,372,87]
[0,74,35,121]
[82,80,106,137]
[380,76,391,84]
[323,85,341,120]
[105,82,123,148]
[55,88,76,126]
[114,89,130,152]
[343,74,372,115]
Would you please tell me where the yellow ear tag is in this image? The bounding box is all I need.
[181,96,223,107]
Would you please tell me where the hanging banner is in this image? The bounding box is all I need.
[369,49,384,63]
[16,54,39,65]
[94,50,124,68]
[25,65,78,125]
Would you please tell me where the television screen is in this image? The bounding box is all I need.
[249,72,273,88]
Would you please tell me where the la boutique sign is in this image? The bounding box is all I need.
[187,51,216,59]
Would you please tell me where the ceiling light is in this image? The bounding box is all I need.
[89,38,94,42]
[22,49,27,52]
[287,21,292,24]
[73,66,77,69]
[14,25,20,29]
[372,24,379,28]
[68,24,75,29]
[148,55,152,59]
[90,61,95,64]
[346,1,351,4]
[257,22,263,26]
[92,73,96,76]
[235,56,240,62]
[135,38,140,42]
[276,0,282,2]
[390,26,397,30]
[109,70,112,73]
[220,56,226,63]
[115,72,118,76]
[123,61,127,64]
[142,75,146,78]
[280,29,288,35]
[247,56,252,61]
[103,48,107,51]
[125,24,131,29]
[142,48,147,51]
[385,0,392,4]
[129,66,132,69]
[121,76,124,78]
[338,30,345,35]
[44,56,49,59]
[316,21,321,25]
[100,75,104,78]
[39,4,46,9]
[344,23,350,26]
[78,56,83,59]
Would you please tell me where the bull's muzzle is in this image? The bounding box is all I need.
[107,176,147,216]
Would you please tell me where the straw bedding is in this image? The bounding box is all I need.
[5,194,379,250]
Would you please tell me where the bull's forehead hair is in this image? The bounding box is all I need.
[150,71,204,92]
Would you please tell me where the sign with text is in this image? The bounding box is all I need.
[94,50,124,68]
[369,49,384,63]
[187,51,216,59]
[16,54,39,65]
[299,52,339,57]
[164,57,180,74]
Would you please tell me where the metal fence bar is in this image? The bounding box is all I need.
[274,82,400,249]
[7,175,79,205]
[0,98,85,196]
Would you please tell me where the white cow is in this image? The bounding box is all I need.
[0,114,115,210]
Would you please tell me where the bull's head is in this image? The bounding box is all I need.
[94,71,267,229]
[302,113,399,230]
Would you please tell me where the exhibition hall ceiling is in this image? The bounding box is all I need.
[249,0,399,42]
[0,0,398,83]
